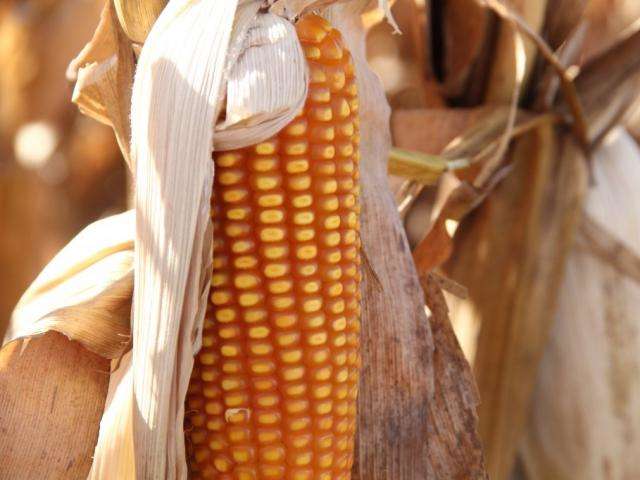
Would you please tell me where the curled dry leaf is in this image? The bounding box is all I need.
[214,9,309,150]
[68,0,135,168]
[3,211,134,359]
[113,0,167,44]
[269,0,343,20]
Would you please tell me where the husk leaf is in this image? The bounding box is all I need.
[113,0,167,44]
[68,0,135,167]
[3,211,134,359]
[127,0,237,476]
[214,7,309,151]
[325,2,486,478]
[89,353,135,479]
[0,332,109,478]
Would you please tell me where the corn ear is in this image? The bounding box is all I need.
[186,14,362,478]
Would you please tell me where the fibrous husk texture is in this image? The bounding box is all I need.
[521,129,640,480]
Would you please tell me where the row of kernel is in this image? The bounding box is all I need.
[212,148,277,473]
[239,140,291,464]
[242,139,316,476]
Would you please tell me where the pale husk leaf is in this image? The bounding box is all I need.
[270,0,350,20]
[89,353,135,480]
[214,8,309,150]
[67,0,311,169]
[3,211,134,359]
[127,0,238,477]
[521,129,640,480]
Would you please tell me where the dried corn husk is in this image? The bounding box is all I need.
[5,211,133,359]
[67,1,135,167]
[484,0,547,103]
[327,2,486,478]
[0,332,109,478]
[89,352,135,479]
[521,128,640,480]
[113,0,167,43]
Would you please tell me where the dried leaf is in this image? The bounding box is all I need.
[521,129,640,480]
[325,2,486,478]
[573,19,640,144]
[445,124,589,480]
[89,353,135,480]
[441,0,493,100]
[127,0,239,476]
[4,211,134,359]
[541,0,588,50]
[407,30,531,274]
[214,9,309,150]
[0,332,109,479]
[113,0,167,43]
[68,1,135,167]
[269,0,340,20]
[392,107,493,155]
[421,274,486,480]
[483,0,547,103]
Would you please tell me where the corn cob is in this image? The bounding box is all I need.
[185,14,361,480]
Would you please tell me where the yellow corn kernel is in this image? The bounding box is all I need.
[187,14,360,480]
